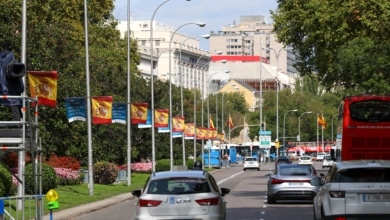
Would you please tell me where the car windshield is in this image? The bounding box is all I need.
[324,155,332,160]
[147,178,211,194]
[279,165,312,176]
[337,168,390,182]
[300,157,311,160]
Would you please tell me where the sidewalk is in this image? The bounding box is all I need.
[43,192,134,220]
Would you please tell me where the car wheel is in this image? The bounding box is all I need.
[257,168,260,171]
[267,195,276,204]
[243,168,246,171]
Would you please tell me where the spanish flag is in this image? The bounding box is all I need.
[154,109,169,128]
[228,114,234,129]
[91,96,113,124]
[27,71,58,108]
[318,115,326,129]
[173,116,185,132]
[131,103,148,124]
[209,116,215,129]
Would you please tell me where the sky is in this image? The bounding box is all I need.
[113,0,278,50]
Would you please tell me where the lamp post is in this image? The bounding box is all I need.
[169,22,206,171]
[283,109,297,156]
[206,70,229,168]
[331,113,338,142]
[262,47,291,145]
[298,111,312,147]
[221,86,239,134]
[179,35,210,166]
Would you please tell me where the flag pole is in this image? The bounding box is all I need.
[316,113,319,155]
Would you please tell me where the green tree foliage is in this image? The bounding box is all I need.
[271,0,390,93]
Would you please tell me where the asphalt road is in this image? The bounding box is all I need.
[73,161,329,220]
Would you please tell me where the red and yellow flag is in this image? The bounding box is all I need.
[318,115,326,129]
[228,115,234,129]
[154,109,169,128]
[27,71,58,108]
[184,123,195,137]
[91,96,113,124]
[131,103,148,124]
[173,116,185,132]
[211,129,218,139]
[209,116,215,129]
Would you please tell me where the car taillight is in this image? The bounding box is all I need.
[334,217,346,220]
[271,178,310,184]
[195,197,219,206]
[138,199,162,207]
[329,191,345,198]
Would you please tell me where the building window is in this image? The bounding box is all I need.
[155,40,161,46]
[141,40,146,46]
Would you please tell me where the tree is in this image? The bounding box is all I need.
[271,0,390,93]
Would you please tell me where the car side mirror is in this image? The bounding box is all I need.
[221,187,230,196]
[265,173,272,177]
[132,189,142,198]
[311,177,322,186]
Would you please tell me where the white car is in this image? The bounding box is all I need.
[313,160,390,220]
[316,152,326,161]
[322,155,334,168]
[243,157,260,171]
[298,156,313,165]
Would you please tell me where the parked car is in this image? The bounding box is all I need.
[243,156,260,171]
[266,164,322,204]
[316,152,326,161]
[322,154,334,168]
[298,155,313,165]
[313,160,390,220]
[132,170,230,220]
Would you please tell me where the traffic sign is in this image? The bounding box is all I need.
[275,141,280,149]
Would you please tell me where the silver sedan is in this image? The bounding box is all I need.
[266,164,322,204]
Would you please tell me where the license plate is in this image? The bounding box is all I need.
[362,194,390,202]
[289,182,303,186]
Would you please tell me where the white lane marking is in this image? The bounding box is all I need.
[217,171,244,184]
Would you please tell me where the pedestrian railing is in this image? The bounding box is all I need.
[0,195,44,220]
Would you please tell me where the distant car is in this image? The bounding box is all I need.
[243,156,260,171]
[266,164,322,204]
[132,170,230,220]
[322,154,334,168]
[313,160,390,220]
[316,152,326,161]
[298,155,313,165]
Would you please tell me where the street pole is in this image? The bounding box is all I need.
[283,109,297,156]
[298,111,312,149]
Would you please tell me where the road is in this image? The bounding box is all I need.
[75,161,329,220]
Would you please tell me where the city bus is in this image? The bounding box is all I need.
[337,94,390,160]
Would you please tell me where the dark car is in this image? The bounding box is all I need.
[274,156,292,169]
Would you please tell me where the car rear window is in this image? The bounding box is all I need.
[279,166,312,176]
[245,157,257,161]
[147,178,211,194]
[337,168,390,182]
[300,156,311,160]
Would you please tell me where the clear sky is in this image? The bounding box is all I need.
[113,0,278,50]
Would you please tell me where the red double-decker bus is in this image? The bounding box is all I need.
[338,94,390,160]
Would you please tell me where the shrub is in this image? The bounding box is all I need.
[45,154,81,170]
[118,162,152,173]
[0,164,12,196]
[93,161,119,184]
[25,163,58,194]
[54,168,81,185]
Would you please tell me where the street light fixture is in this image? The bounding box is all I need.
[262,46,292,145]
[283,109,297,156]
[169,22,206,171]
[298,111,312,147]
